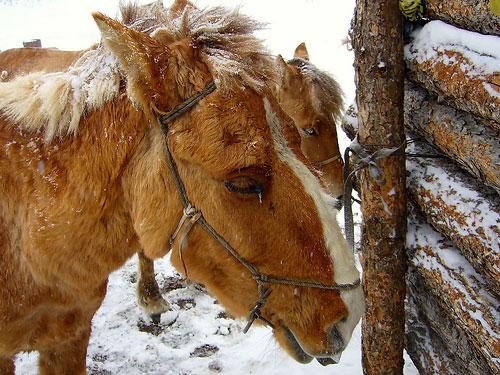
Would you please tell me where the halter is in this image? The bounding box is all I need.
[315,154,342,168]
[155,81,361,333]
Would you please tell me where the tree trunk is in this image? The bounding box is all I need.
[407,138,500,297]
[406,206,500,375]
[405,27,500,128]
[405,81,500,194]
[424,0,500,37]
[353,1,407,374]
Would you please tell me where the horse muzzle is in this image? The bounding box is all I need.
[279,324,345,366]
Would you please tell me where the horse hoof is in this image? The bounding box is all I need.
[151,313,161,325]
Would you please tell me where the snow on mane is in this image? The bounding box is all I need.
[0,49,120,141]
[287,57,344,123]
[0,2,275,142]
[154,5,275,92]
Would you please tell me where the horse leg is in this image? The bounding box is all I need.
[136,250,169,323]
[0,356,15,375]
[38,327,90,375]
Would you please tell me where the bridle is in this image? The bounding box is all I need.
[154,81,361,333]
[315,154,342,168]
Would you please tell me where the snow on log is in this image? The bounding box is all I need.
[407,139,500,296]
[406,291,488,375]
[405,21,500,129]
[405,80,500,194]
[424,0,500,37]
[406,206,500,374]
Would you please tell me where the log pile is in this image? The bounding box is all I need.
[406,140,500,297]
[343,5,499,373]
[406,206,499,375]
[404,20,500,128]
[405,81,500,194]
[424,0,500,37]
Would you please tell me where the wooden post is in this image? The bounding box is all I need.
[353,1,407,374]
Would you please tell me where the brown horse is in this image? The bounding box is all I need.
[0,14,347,327]
[0,4,362,374]
[275,42,345,200]
[0,2,174,322]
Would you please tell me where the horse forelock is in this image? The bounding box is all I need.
[287,57,344,124]
[152,5,276,93]
[0,3,276,142]
[119,1,169,33]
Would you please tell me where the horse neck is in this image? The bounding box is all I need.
[115,102,183,261]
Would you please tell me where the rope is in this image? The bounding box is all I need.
[158,82,216,125]
[315,154,342,167]
[342,135,444,252]
[343,135,406,251]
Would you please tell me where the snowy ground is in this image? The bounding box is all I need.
[1,1,418,373]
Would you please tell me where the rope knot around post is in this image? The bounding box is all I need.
[342,135,406,251]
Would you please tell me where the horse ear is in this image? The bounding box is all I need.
[276,54,292,82]
[294,42,309,60]
[170,0,193,15]
[92,12,158,83]
[93,12,165,109]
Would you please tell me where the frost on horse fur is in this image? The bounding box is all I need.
[0,3,362,374]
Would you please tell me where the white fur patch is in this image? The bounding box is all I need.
[0,48,120,142]
[264,97,364,349]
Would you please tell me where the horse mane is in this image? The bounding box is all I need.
[287,57,344,123]
[0,2,275,142]
[156,6,274,92]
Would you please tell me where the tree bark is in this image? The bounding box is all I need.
[353,1,407,374]
[424,0,500,37]
[407,138,500,297]
[405,30,500,128]
[406,206,500,374]
[405,81,500,194]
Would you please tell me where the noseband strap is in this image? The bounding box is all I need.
[155,81,360,333]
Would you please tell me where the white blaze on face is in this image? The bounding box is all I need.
[264,97,364,349]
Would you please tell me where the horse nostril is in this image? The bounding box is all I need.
[328,325,345,353]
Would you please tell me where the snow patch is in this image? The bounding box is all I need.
[405,20,500,77]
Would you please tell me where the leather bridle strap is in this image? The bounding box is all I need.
[157,82,217,127]
[155,81,360,333]
[315,154,342,167]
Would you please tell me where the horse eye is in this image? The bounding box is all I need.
[224,176,264,197]
[303,128,318,137]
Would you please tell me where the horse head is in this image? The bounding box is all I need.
[93,7,362,365]
[275,43,345,202]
